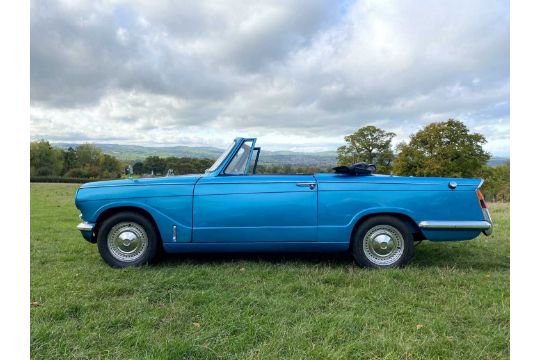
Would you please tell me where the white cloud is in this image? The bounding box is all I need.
[30,0,509,155]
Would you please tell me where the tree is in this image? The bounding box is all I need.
[337,126,396,174]
[143,156,167,175]
[30,140,63,176]
[132,162,144,175]
[479,161,510,202]
[98,154,122,178]
[75,143,101,168]
[393,119,490,178]
[62,147,77,175]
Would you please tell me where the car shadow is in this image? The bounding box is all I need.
[156,243,509,271]
[158,251,355,267]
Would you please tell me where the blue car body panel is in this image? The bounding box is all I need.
[194,174,318,243]
[75,137,491,252]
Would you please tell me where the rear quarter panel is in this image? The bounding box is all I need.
[315,174,485,242]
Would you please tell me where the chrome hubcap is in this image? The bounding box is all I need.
[107,222,148,262]
[363,225,404,266]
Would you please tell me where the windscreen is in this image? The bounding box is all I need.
[206,141,235,173]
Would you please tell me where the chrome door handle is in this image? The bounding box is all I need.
[296,182,316,190]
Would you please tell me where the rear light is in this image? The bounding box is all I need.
[476,189,492,223]
[476,190,487,209]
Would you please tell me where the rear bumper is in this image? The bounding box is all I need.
[77,222,96,243]
[418,220,492,236]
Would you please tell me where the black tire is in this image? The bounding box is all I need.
[351,215,414,268]
[97,211,159,268]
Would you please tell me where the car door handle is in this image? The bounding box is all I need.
[296,182,316,190]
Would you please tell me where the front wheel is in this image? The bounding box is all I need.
[97,212,159,268]
[351,216,414,268]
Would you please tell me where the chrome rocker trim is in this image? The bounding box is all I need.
[418,220,492,235]
[77,222,95,232]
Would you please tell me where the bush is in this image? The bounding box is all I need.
[30,177,92,184]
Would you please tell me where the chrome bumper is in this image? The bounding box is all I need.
[418,220,492,235]
[77,222,95,232]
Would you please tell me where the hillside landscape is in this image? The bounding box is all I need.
[52,142,506,168]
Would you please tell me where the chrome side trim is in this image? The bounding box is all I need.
[418,221,492,230]
[81,182,197,189]
[199,180,315,185]
[77,222,95,232]
[318,181,442,185]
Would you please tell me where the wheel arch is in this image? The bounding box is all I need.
[94,206,162,244]
[349,212,424,248]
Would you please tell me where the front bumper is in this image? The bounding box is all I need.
[418,220,492,236]
[77,221,96,243]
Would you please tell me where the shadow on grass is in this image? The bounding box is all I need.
[156,242,509,271]
[412,243,509,271]
[159,251,355,267]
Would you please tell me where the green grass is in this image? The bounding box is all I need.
[31,183,509,359]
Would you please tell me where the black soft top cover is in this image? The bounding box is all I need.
[333,162,376,176]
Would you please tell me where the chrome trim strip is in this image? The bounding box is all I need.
[317,181,441,185]
[318,181,477,186]
[77,222,95,232]
[199,180,315,185]
[81,182,197,189]
[418,221,492,230]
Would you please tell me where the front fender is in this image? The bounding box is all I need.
[79,199,191,243]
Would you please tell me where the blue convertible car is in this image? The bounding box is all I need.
[75,137,492,268]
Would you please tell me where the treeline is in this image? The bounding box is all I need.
[31,141,124,179]
[30,118,509,201]
[30,140,333,180]
[256,164,332,174]
[479,161,510,202]
[30,140,216,179]
[131,156,214,176]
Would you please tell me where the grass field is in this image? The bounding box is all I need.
[30,183,509,359]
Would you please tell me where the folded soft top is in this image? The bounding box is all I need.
[333,162,376,176]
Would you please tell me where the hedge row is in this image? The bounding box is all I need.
[30,176,100,184]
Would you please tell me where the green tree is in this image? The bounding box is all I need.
[61,147,77,175]
[480,161,510,202]
[393,119,490,178]
[337,126,396,174]
[132,162,144,175]
[143,156,167,175]
[75,143,101,168]
[98,154,122,178]
[30,140,63,176]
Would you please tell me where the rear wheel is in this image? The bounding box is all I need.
[97,212,159,268]
[351,216,414,268]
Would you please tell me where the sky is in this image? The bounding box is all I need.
[30,0,509,156]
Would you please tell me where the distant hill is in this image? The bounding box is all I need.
[52,143,339,167]
[52,142,508,168]
[487,157,509,167]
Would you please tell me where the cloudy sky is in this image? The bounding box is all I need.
[30,0,509,155]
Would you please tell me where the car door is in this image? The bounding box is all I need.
[193,174,318,243]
